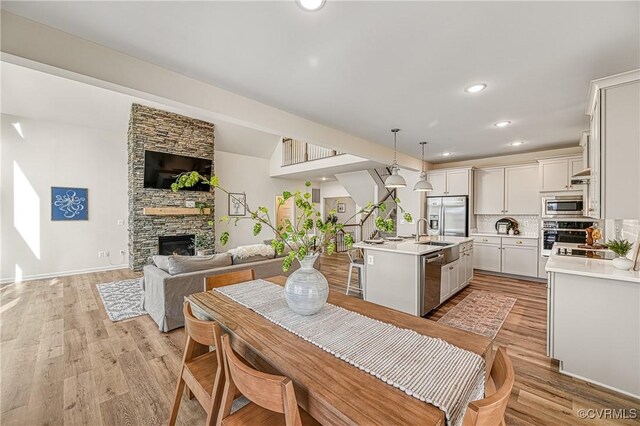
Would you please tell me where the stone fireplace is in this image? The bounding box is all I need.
[127,104,215,270]
[158,235,195,256]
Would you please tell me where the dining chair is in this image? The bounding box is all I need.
[169,302,225,426]
[462,347,515,426]
[218,334,320,426]
[346,248,364,295]
[205,269,255,291]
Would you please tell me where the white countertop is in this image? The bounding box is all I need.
[546,243,640,284]
[471,232,539,240]
[354,235,474,256]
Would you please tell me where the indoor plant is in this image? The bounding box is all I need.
[172,172,412,315]
[606,239,634,270]
[190,232,215,256]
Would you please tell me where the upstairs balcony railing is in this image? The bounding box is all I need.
[282,138,343,166]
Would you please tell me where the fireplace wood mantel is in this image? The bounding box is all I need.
[143,207,211,216]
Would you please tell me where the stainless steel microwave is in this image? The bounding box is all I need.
[542,195,584,218]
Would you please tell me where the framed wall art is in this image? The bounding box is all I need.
[229,193,246,216]
[51,187,88,221]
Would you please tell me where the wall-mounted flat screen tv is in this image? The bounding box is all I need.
[143,150,212,191]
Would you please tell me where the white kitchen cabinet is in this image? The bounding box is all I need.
[501,243,538,277]
[538,156,583,192]
[427,169,471,196]
[474,168,504,214]
[473,242,501,272]
[504,164,539,214]
[426,171,447,196]
[473,237,539,278]
[586,72,640,219]
[459,247,474,288]
[440,259,459,302]
[446,170,470,196]
[474,164,539,215]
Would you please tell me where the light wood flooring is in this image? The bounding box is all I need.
[1,254,638,425]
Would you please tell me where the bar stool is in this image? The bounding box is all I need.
[346,248,364,296]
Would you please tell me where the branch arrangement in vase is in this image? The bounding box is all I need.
[171,172,413,271]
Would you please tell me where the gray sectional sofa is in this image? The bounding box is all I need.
[143,251,299,332]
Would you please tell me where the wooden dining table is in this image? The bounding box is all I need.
[188,276,492,426]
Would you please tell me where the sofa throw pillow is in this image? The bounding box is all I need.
[152,255,171,272]
[167,253,232,275]
[228,244,275,259]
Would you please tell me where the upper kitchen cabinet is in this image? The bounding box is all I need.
[426,168,472,196]
[538,156,583,192]
[504,164,539,214]
[586,70,640,219]
[474,168,504,214]
[474,164,539,215]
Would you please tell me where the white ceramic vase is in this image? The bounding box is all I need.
[612,256,634,270]
[284,254,329,315]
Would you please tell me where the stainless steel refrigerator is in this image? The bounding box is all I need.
[425,196,469,237]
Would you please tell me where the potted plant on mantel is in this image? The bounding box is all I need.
[190,232,215,256]
[606,239,634,270]
[172,171,413,315]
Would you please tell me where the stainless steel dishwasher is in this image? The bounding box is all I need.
[420,245,460,315]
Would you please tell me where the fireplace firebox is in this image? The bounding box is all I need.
[158,235,194,256]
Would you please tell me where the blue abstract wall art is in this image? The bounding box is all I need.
[51,187,88,221]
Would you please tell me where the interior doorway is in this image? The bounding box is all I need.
[275,195,295,229]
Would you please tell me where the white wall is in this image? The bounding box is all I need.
[395,169,422,236]
[1,115,128,283]
[214,150,305,251]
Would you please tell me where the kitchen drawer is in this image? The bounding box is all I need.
[502,238,538,247]
[472,235,501,245]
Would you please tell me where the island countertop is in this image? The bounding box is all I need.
[546,243,640,284]
[354,235,474,256]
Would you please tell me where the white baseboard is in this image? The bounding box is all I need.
[0,264,130,285]
[559,364,640,400]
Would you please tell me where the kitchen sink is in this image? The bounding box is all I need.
[415,241,453,246]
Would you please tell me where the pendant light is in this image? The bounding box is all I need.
[413,141,434,192]
[384,128,407,188]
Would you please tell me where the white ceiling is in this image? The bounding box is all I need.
[2,1,638,163]
[0,63,281,159]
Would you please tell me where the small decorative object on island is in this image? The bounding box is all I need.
[190,232,214,256]
[606,239,634,270]
[51,187,88,220]
[172,172,412,315]
[583,225,606,249]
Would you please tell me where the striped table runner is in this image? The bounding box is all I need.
[214,279,485,426]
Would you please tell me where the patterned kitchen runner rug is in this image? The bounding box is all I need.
[437,291,516,339]
[96,278,146,322]
[214,279,486,426]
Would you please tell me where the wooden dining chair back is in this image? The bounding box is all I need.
[169,302,224,426]
[204,269,255,291]
[462,347,515,426]
[219,334,309,426]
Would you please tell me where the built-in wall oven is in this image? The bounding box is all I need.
[541,220,597,257]
[542,195,584,218]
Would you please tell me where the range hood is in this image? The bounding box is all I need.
[570,168,592,184]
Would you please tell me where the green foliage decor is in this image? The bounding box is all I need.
[172,172,413,271]
[606,238,633,257]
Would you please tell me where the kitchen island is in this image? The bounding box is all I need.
[354,236,474,316]
[546,243,640,398]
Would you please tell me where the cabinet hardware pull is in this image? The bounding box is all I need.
[516,241,522,244]
[449,266,454,270]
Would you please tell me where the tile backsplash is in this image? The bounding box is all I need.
[475,215,539,235]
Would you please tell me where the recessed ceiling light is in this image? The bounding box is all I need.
[321,177,327,181]
[494,121,511,128]
[465,83,487,93]
[441,152,452,157]
[296,0,326,11]
[510,141,524,146]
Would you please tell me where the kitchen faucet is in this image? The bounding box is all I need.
[415,217,429,243]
